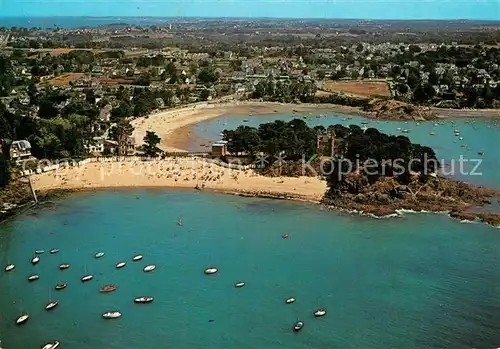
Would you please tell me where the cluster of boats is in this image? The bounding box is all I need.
[5,231,327,344]
[202,264,326,333]
[291,308,327,332]
[4,249,157,347]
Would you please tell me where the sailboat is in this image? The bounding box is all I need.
[45,288,58,311]
[16,314,29,325]
[41,341,60,349]
[31,254,40,265]
[313,308,326,317]
[81,264,93,282]
[16,300,29,325]
[55,282,67,290]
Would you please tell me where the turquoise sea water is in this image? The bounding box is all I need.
[1,190,500,348]
[191,113,500,188]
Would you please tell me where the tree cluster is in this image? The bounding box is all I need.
[222,120,439,189]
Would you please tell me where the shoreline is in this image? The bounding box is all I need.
[29,158,500,227]
[37,185,322,204]
[34,184,500,228]
[31,158,328,203]
[132,101,344,152]
[132,100,500,153]
[15,100,499,228]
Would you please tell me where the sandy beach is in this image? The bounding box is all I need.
[131,101,353,152]
[131,100,500,153]
[32,158,327,202]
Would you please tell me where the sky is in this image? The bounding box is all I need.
[0,0,499,20]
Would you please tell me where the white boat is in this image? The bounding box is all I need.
[293,321,303,332]
[134,296,154,304]
[49,249,59,254]
[429,132,437,135]
[132,255,143,261]
[95,252,105,259]
[59,264,70,270]
[204,267,218,275]
[28,274,40,282]
[143,265,156,272]
[35,250,45,254]
[16,314,29,325]
[42,341,60,349]
[45,301,58,311]
[116,261,126,269]
[234,282,245,288]
[32,255,40,265]
[285,297,296,304]
[55,283,67,290]
[102,311,121,319]
[314,308,327,317]
[5,264,15,272]
[81,275,93,282]
[45,287,57,311]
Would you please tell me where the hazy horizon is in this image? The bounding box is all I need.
[1,0,499,21]
[0,15,499,21]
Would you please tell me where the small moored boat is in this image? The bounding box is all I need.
[285,297,296,304]
[5,264,15,272]
[102,311,121,319]
[116,261,126,269]
[100,285,117,293]
[281,234,289,239]
[41,341,60,349]
[293,321,304,332]
[49,249,59,254]
[143,265,156,272]
[28,274,40,282]
[35,250,45,254]
[45,301,59,311]
[314,308,327,317]
[32,255,40,265]
[55,283,67,290]
[204,267,218,275]
[132,255,143,261]
[59,264,70,270]
[81,275,93,282]
[16,314,29,325]
[95,252,105,259]
[234,282,245,288]
[134,296,154,304]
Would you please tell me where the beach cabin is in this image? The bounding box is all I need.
[211,141,228,158]
[10,140,33,164]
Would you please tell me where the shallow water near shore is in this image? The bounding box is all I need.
[1,190,500,348]
[191,112,500,189]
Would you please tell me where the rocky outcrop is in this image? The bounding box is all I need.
[323,175,500,227]
[364,99,438,121]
